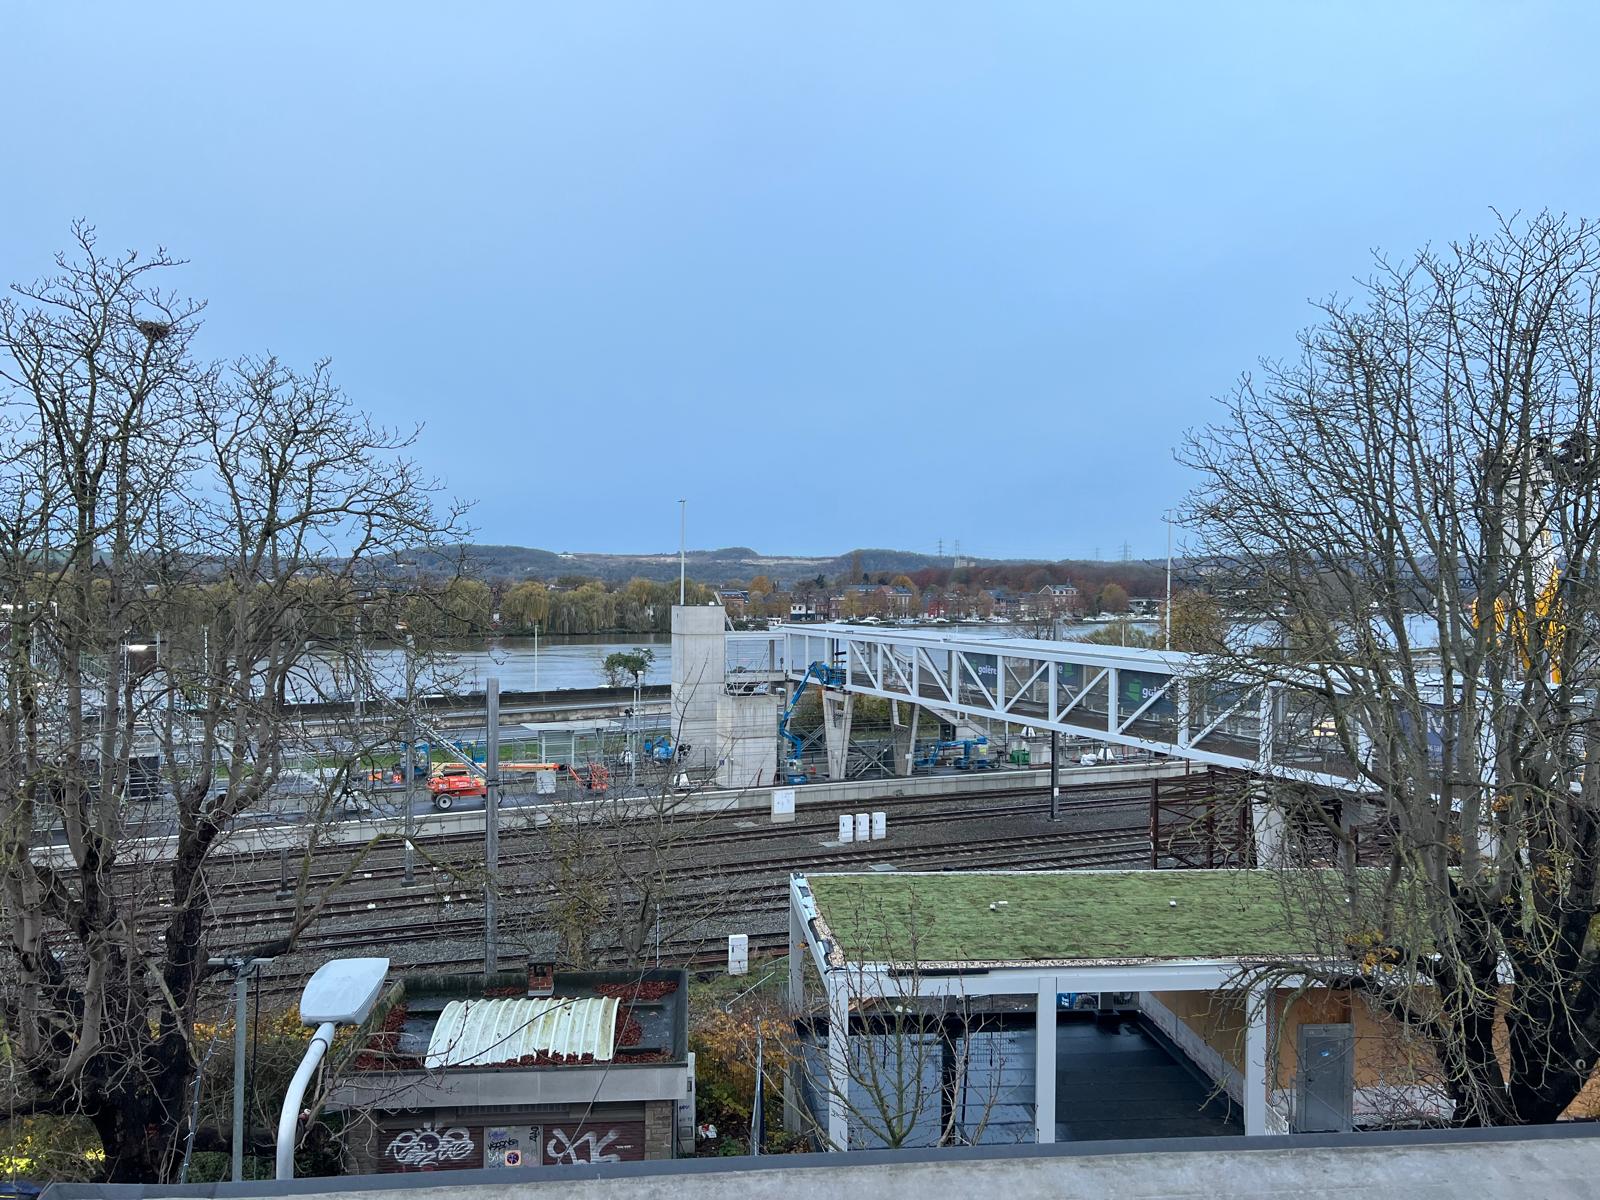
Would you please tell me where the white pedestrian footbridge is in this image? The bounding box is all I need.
[781,623,1363,790]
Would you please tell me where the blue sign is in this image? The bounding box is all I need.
[963,653,999,693]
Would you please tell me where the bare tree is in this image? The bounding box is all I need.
[510,721,738,971]
[788,895,1014,1149]
[1181,211,1600,1125]
[0,225,465,1179]
[1006,610,1061,641]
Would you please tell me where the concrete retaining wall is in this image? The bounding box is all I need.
[41,1126,1600,1200]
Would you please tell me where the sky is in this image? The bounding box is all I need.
[5,3,1600,561]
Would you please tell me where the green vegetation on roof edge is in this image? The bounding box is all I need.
[806,870,1354,965]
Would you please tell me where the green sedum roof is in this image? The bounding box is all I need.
[806,869,1324,965]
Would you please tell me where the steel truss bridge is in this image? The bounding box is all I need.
[782,623,1363,790]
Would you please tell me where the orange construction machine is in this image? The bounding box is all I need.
[426,759,605,808]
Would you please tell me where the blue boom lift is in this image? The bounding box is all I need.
[642,735,678,763]
[914,735,993,770]
[778,661,845,784]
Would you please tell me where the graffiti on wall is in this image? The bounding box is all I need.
[486,1126,539,1168]
[545,1125,634,1165]
[386,1126,476,1169]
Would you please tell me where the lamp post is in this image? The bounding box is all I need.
[630,669,643,789]
[401,627,417,887]
[484,676,501,975]
[276,957,389,1179]
[352,609,363,723]
[121,640,154,731]
[533,621,540,695]
[1163,510,1175,651]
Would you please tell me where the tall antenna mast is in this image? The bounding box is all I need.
[678,498,686,604]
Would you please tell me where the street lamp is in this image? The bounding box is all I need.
[399,624,417,887]
[630,669,643,789]
[120,640,156,719]
[276,957,389,1179]
[1163,510,1176,651]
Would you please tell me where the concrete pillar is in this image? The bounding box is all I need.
[788,900,805,1012]
[889,703,919,777]
[1251,783,1287,868]
[1244,986,1270,1135]
[1035,978,1057,1144]
[717,692,778,789]
[825,974,851,1150]
[820,690,855,782]
[671,605,725,775]
[786,899,806,1136]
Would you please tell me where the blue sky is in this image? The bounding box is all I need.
[5,3,1599,560]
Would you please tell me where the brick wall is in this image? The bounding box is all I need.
[643,1099,676,1159]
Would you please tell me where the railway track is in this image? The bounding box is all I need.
[206,820,1151,936]
[104,775,1205,1005]
[203,780,1155,881]
[200,784,1152,912]
[206,825,1152,940]
[236,833,1156,1000]
[139,781,1164,952]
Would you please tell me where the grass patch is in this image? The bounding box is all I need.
[806,869,1329,964]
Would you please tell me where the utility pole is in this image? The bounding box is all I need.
[231,968,249,1180]
[484,676,500,975]
[1164,511,1174,651]
[200,955,274,1183]
[157,628,174,752]
[679,498,687,605]
[533,621,540,695]
[353,609,363,723]
[630,669,642,789]
[403,631,416,887]
[1050,729,1060,821]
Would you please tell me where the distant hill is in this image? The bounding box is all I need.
[397,543,1052,585]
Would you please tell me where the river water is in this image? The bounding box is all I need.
[308,621,1165,701]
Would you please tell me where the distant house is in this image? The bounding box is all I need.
[1129,596,1161,618]
[716,588,750,615]
[843,584,916,615]
[827,584,888,620]
[1018,581,1079,617]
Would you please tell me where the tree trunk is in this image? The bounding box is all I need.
[90,1092,165,1183]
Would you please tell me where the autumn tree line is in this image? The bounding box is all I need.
[721,561,1165,621]
[393,575,718,638]
[317,558,1163,640]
